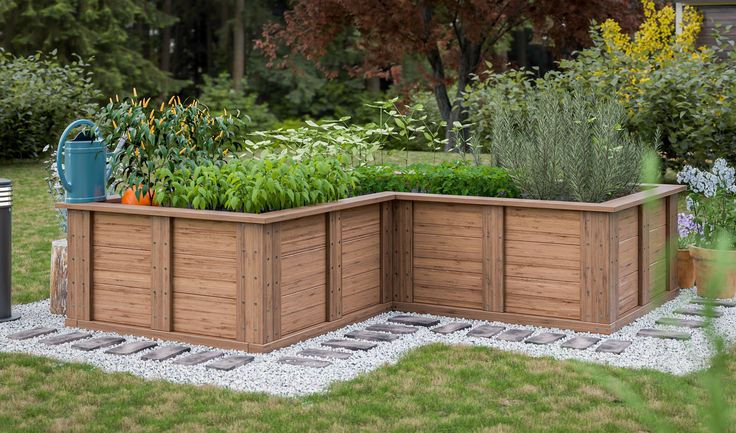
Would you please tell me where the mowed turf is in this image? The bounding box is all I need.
[0,160,61,304]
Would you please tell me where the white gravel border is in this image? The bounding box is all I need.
[1,288,734,397]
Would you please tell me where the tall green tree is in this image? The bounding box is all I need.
[0,0,181,97]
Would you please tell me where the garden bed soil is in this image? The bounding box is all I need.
[58,184,684,353]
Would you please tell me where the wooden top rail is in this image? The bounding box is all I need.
[57,184,685,223]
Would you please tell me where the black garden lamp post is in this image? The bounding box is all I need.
[0,178,19,322]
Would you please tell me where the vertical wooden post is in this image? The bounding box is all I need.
[241,224,265,344]
[151,216,171,331]
[236,224,247,342]
[380,202,394,304]
[67,210,92,323]
[638,204,652,305]
[328,211,343,321]
[580,212,617,323]
[263,224,275,342]
[395,201,413,303]
[482,206,505,312]
[271,223,281,340]
[665,195,679,291]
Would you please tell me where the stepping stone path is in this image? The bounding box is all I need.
[298,349,353,360]
[322,339,377,351]
[206,355,254,371]
[431,322,472,335]
[345,330,400,342]
[40,331,91,346]
[467,325,505,338]
[106,341,157,355]
[496,329,534,342]
[173,351,224,366]
[561,336,601,350]
[141,345,190,361]
[387,315,440,327]
[525,332,566,345]
[691,298,736,307]
[7,327,57,340]
[675,307,723,318]
[596,339,631,354]
[72,336,125,351]
[365,323,418,334]
[278,356,332,368]
[637,328,691,340]
[656,317,706,328]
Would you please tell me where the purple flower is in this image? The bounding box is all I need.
[678,212,702,238]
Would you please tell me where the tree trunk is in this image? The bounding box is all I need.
[445,40,483,151]
[49,239,68,315]
[232,0,245,91]
[160,0,172,73]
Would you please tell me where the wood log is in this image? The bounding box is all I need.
[49,239,68,315]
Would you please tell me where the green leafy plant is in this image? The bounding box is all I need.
[0,49,100,159]
[677,159,736,249]
[353,161,517,198]
[491,89,646,202]
[153,155,357,213]
[95,95,243,199]
[198,72,277,130]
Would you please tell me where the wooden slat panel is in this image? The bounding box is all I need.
[172,292,236,339]
[281,285,326,316]
[280,214,327,255]
[649,225,666,263]
[151,216,172,331]
[413,284,483,310]
[505,277,580,302]
[505,293,580,320]
[92,213,151,249]
[342,236,381,275]
[93,268,150,290]
[343,286,381,314]
[649,259,667,298]
[329,211,343,321]
[507,263,580,283]
[506,207,581,235]
[68,210,92,321]
[506,229,580,246]
[413,256,482,274]
[341,205,380,241]
[413,202,483,229]
[279,248,327,296]
[281,302,326,335]
[93,245,151,271]
[93,286,150,327]
[414,267,483,289]
[618,271,639,315]
[649,199,666,229]
[414,233,482,260]
[618,237,638,278]
[618,207,639,241]
[506,240,579,268]
[80,211,91,321]
[380,202,393,304]
[172,219,237,259]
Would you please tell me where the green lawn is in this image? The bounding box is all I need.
[0,159,734,433]
[0,160,61,304]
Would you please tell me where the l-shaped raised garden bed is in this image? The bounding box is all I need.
[58,184,684,352]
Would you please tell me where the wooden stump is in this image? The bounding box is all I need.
[49,239,68,315]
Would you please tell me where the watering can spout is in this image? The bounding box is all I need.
[56,119,109,203]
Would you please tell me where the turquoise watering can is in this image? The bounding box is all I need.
[56,119,111,203]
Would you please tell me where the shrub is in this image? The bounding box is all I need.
[153,155,357,213]
[353,161,517,198]
[95,95,243,199]
[491,89,646,203]
[0,49,100,159]
[198,72,277,130]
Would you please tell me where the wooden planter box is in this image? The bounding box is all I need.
[59,184,683,352]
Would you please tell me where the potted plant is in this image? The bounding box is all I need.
[676,212,700,288]
[96,93,242,205]
[677,159,736,298]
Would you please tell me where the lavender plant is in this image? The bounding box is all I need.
[677,158,736,249]
[677,212,702,249]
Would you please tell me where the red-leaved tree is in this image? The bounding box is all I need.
[259,0,641,149]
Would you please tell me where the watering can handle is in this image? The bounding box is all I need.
[56,119,99,193]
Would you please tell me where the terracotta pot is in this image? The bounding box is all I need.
[690,246,736,298]
[121,185,157,206]
[677,249,695,289]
